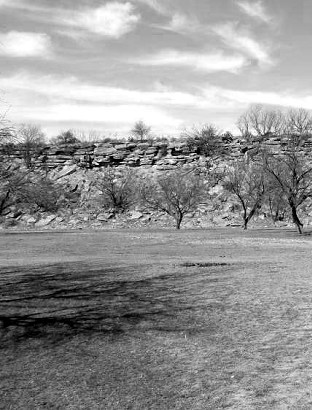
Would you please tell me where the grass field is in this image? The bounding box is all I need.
[1,227,312,409]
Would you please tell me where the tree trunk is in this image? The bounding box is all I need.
[175,213,183,230]
[243,204,258,230]
[291,204,303,234]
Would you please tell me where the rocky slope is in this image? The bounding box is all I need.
[2,136,312,230]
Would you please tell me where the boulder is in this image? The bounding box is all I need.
[129,211,143,220]
[94,146,117,156]
[25,216,37,224]
[35,215,56,227]
[97,212,114,221]
[55,164,77,180]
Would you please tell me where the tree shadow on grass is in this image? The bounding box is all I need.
[0,262,226,346]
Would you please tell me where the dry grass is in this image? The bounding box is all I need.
[1,227,312,409]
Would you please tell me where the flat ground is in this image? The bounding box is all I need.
[1,227,312,409]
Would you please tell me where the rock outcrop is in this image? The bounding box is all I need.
[4,134,312,172]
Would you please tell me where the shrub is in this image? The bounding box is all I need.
[95,167,138,213]
[50,130,80,146]
[183,124,225,157]
[19,176,77,213]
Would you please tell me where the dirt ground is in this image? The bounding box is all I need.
[1,227,312,409]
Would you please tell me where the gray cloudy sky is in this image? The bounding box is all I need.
[0,0,312,137]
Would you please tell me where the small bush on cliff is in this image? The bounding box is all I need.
[183,124,225,157]
[95,167,138,213]
[50,130,80,146]
[140,167,207,229]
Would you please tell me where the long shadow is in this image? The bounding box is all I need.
[0,262,225,346]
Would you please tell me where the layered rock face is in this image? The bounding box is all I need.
[7,134,312,172]
[3,136,312,230]
[7,139,239,170]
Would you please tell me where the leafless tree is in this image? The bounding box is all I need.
[237,105,284,140]
[285,108,312,137]
[95,167,138,213]
[266,180,288,223]
[131,121,151,141]
[16,124,46,168]
[223,159,266,229]
[265,142,312,234]
[140,167,207,229]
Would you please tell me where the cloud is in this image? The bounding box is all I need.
[0,31,52,58]
[153,12,204,36]
[213,23,273,66]
[13,103,182,128]
[132,49,248,73]
[1,72,186,133]
[199,84,312,112]
[0,72,210,108]
[63,2,140,38]
[237,1,271,23]
[133,0,168,15]
[168,13,191,31]
[0,0,23,7]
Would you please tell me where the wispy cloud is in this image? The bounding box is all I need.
[14,103,182,128]
[0,72,209,108]
[133,0,169,15]
[200,84,312,111]
[132,49,247,73]
[0,0,21,8]
[237,0,271,23]
[62,2,140,38]
[155,12,203,36]
[1,72,186,132]
[213,22,273,66]
[0,31,52,58]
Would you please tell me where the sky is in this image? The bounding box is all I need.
[0,0,312,138]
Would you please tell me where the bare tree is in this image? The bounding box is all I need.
[237,105,284,140]
[265,146,312,234]
[285,108,312,136]
[223,159,266,229]
[95,167,138,213]
[140,167,207,229]
[16,124,45,168]
[131,121,151,141]
[266,180,288,223]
